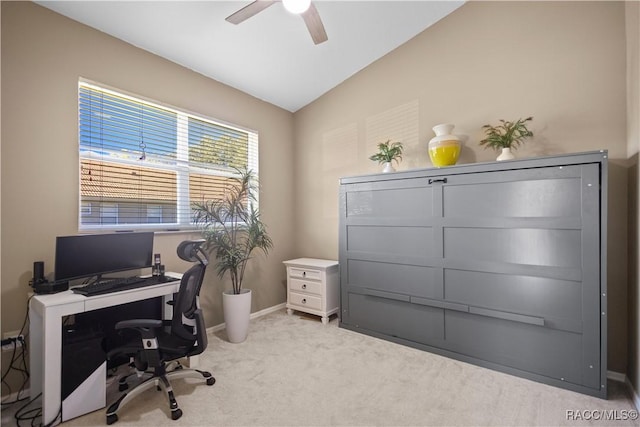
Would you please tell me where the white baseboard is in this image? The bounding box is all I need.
[626,376,640,411]
[250,302,287,320]
[607,371,639,411]
[1,388,30,404]
[607,370,627,382]
[207,302,286,334]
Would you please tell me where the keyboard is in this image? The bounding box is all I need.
[72,276,159,296]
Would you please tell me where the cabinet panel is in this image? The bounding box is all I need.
[444,269,582,330]
[347,225,435,258]
[347,292,444,344]
[345,184,433,219]
[347,259,441,299]
[444,228,582,268]
[443,176,582,218]
[444,310,584,385]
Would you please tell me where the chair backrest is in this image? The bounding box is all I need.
[170,240,208,354]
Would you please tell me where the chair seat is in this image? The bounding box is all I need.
[108,327,197,366]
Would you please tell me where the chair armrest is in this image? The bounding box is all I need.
[115,319,163,330]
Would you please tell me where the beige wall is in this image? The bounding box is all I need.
[1,1,295,341]
[293,1,631,373]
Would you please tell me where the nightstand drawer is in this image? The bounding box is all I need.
[289,292,322,310]
[289,267,321,281]
[290,278,322,295]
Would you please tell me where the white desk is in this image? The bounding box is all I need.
[29,274,182,425]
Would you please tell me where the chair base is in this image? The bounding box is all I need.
[106,364,215,425]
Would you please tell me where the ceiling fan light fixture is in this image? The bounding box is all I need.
[282,0,311,15]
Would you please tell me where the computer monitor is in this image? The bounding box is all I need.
[55,232,154,282]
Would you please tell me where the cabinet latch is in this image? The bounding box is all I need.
[428,178,447,184]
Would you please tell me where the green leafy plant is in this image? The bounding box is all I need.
[369,140,404,164]
[192,167,273,295]
[479,117,534,150]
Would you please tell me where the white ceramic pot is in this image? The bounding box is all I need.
[429,123,461,167]
[496,147,515,161]
[222,288,252,343]
[382,162,395,173]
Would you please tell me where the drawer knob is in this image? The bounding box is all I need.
[302,271,306,277]
[302,284,307,289]
[302,298,306,304]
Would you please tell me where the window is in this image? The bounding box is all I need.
[81,202,92,216]
[146,205,162,224]
[78,81,259,231]
[100,203,119,225]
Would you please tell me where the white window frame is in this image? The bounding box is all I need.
[78,79,259,232]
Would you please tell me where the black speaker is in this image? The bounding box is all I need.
[30,260,67,294]
[33,261,45,284]
[33,281,69,294]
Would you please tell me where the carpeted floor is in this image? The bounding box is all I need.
[6,309,640,426]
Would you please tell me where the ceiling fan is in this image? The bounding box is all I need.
[225,0,328,45]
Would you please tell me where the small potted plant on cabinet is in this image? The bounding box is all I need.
[369,140,404,173]
[192,168,272,343]
[479,117,534,161]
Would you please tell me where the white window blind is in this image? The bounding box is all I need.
[78,81,259,231]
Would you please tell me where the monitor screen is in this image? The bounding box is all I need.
[55,232,154,282]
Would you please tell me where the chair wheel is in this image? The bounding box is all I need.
[106,413,118,425]
[171,408,183,420]
[207,377,216,386]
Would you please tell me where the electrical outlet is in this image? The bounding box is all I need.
[1,334,24,351]
[3,330,21,340]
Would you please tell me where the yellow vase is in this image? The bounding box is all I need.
[429,141,461,167]
[429,124,461,167]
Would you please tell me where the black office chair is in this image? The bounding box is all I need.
[105,239,215,425]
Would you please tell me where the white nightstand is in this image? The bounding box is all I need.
[283,258,339,325]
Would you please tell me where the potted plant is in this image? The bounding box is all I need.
[369,140,404,173]
[192,167,273,343]
[479,117,534,161]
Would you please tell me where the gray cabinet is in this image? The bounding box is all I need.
[339,151,607,398]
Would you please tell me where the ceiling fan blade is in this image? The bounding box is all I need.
[226,1,277,25]
[301,3,328,45]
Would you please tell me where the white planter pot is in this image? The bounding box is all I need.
[223,289,252,343]
[382,162,395,173]
[496,147,515,161]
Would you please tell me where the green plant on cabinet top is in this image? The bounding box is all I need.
[479,117,534,151]
[369,140,404,164]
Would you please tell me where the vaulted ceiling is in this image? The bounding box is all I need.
[37,1,464,112]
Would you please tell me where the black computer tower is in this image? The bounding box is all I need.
[61,325,106,421]
[60,297,163,421]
